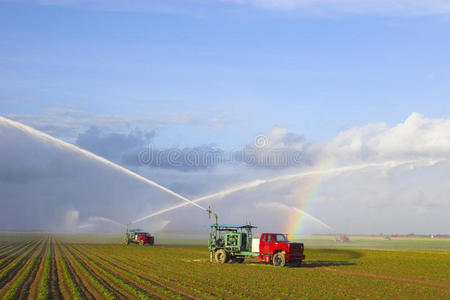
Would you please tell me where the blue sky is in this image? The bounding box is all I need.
[1,0,450,148]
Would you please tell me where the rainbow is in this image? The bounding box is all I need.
[284,155,334,235]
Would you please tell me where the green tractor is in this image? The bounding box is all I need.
[207,209,257,263]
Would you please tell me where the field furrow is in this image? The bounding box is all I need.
[58,241,116,299]
[53,240,77,299]
[0,241,41,290]
[0,241,46,300]
[76,244,221,299]
[56,243,92,299]
[84,245,247,299]
[69,245,154,299]
[63,245,125,299]
[0,243,25,257]
[33,240,51,300]
[0,241,36,269]
[45,239,63,300]
[14,239,48,300]
[79,244,268,299]
[73,245,182,299]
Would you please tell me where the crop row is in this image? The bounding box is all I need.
[0,237,449,299]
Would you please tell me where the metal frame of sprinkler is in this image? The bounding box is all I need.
[206,206,258,263]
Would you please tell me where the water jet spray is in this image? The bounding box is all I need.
[0,116,207,212]
[131,159,440,226]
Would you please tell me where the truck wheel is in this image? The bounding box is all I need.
[215,249,228,264]
[272,253,286,267]
[139,240,144,246]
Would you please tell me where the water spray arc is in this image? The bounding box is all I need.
[131,158,442,226]
[0,116,207,213]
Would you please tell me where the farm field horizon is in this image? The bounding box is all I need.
[0,234,449,299]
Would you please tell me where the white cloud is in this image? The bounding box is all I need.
[328,112,450,162]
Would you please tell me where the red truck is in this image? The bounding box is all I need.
[257,233,305,266]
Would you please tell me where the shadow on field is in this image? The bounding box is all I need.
[311,249,364,259]
[299,260,356,268]
[294,249,363,268]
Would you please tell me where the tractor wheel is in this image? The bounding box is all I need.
[272,253,286,267]
[124,238,130,245]
[215,249,228,264]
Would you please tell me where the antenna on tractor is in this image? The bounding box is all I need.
[207,206,218,225]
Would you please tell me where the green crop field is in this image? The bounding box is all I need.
[0,234,449,299]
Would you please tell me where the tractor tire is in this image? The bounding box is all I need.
[124,238,130,245]
[272,253,286,267]
[215,249,228,264]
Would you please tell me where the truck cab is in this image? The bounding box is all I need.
[258,233,305,266]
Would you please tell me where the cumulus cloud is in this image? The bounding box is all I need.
[234,126,319,168]
[327,113,450,162]
[76,126,155,161]
[126,145,225,171]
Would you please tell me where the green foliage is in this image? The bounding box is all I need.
[61,244,115,299]
[55,245,82,300]
[3,242,45,300]
[37,243,51,300]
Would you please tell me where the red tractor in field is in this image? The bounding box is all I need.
[124,228,154,246]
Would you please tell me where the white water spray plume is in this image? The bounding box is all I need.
[131,158,444,225]
[0,116,206,212]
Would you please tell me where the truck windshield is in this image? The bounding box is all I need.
[274,234,289,242]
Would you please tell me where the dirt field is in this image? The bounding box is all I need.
[0,235,449,299]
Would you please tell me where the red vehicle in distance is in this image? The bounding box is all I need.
[125,229,154,246]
